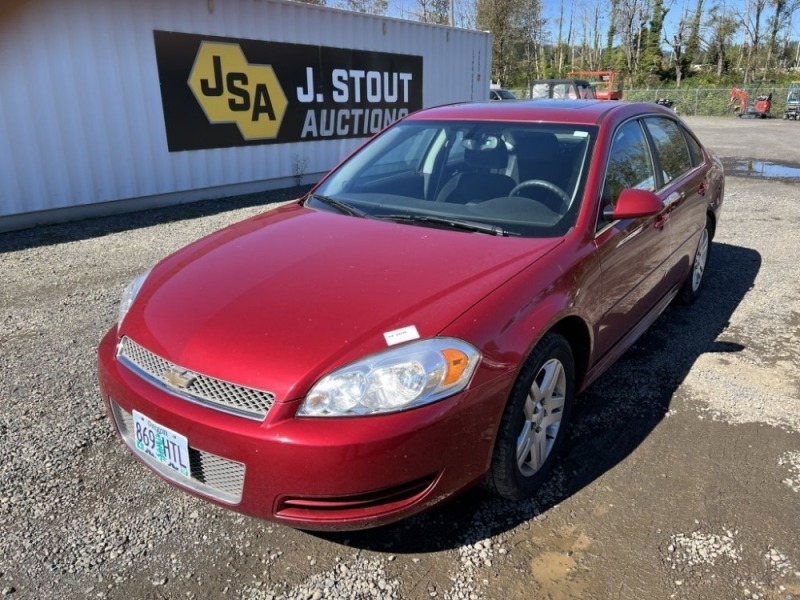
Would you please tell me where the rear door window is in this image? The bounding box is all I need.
[643,117,693,186]
[684,131,705,167]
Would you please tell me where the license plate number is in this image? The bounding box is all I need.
[132,410,191,478]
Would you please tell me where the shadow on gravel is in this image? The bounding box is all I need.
[316,241,761,553]
[0,186,312,254]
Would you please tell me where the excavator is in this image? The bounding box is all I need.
[728,82,774,118]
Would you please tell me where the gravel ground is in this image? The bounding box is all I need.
[1,116,799,600]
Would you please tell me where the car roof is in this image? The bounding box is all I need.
[407,99,635,126]
[532,79,593,86]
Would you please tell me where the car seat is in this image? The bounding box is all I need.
[436,139,515,204]
[513,133,567,185]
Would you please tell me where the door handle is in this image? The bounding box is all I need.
[698,181,708,196]
[664,191,684,210]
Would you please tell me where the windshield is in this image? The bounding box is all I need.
[309,120,597,237]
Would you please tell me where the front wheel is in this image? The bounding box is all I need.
[677,216,712,304]
[484,333,575,500]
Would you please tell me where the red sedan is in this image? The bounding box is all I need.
[98,100,723,531]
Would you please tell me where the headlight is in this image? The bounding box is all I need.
[118,269,151,330]
[298,338,480,417]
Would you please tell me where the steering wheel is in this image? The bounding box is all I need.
[509,179,571,211]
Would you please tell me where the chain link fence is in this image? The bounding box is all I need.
[508,86,793,118]
[624,87,791,117]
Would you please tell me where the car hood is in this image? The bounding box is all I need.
[122,203,562,401]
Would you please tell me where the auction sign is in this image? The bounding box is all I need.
[153,30,423,151]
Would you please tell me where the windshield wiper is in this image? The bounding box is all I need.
[308,194,369,218]
[381,214,509,236]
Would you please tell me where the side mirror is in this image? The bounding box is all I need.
[604,188,664,221]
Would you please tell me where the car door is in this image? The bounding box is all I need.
[641,116,710,287]
[592,119,674,360]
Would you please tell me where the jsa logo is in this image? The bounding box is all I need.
[188,42,288,140]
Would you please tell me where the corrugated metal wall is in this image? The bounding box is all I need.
[0,0,490,229]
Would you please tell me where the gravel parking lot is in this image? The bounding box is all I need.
[1,116,799,600]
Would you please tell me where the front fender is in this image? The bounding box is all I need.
[442,245,596,395]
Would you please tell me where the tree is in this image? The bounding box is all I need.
[414,0,452,23]
[340,0,387,14]
[420,0,800,88]
[554,0,577,75]
[706,1,739,77]
[641,0,668,83]
[615,0,648,75]
[766,0,799,69]
[477,0,526,85]
[685,0,705,67]
[605,0,619,68]
[583,2,605,70]
[737,0,769,82]
[455,0,478,28]
[666,14,691,86]
[517,0,546,87]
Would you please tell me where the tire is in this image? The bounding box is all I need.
[677,215,712,305]
[484,333,575,500]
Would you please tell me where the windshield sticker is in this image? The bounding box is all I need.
[573,131,589,138]
[384,326,420,346]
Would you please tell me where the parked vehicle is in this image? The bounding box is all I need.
[98,99,724,531]
[655,98,678,114]
[531,79,596,100]
[490,87,518,101]
[784,83,800,120]
[568,70,624,100]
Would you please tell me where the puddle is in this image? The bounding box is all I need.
[722,159,800,180]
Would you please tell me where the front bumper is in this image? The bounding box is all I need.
[97,329,509,530]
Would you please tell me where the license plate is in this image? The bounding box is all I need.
[132,410,191,478]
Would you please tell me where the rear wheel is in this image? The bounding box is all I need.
[484,333,575,500]
[677,215,712,304]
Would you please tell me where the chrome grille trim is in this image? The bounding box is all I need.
[117,337,274,421]
[110,400,245,504]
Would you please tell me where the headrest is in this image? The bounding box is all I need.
[515,133,559,161]
[463,135,509,170]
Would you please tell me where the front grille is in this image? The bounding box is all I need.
[110,400,245,504]
[118,336,274,420]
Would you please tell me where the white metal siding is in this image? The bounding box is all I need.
[0,0,490,226]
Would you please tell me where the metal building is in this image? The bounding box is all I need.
[0,0,490,231]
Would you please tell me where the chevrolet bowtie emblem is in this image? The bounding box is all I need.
[163,368,196,390]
